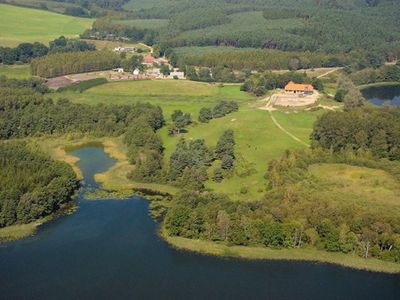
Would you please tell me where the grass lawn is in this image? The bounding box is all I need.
[58,80,322,199]
[0,4,93,47]
[0,64,31,78]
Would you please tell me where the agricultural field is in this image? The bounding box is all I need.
[57,79,323,199]
[0,4,93,47]
[0,64,31,79]
[0,0,83,14]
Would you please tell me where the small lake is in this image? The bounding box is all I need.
[1,146,400,299]
[362,84,400,106]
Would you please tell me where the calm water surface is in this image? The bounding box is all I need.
[1,146,399,300]
[362,84,400,106]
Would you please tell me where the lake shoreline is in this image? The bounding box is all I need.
[0,203,77,243]
[160,227,400,274]
[358,81,400,90]
[4,139,400,274]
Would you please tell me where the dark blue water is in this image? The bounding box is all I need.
[1,146,400,300]
[362,84,400,106]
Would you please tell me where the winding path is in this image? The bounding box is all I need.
[260,95,310,147]
[268,111,310,147]
[317,68,341,79]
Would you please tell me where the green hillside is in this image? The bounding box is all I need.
[0,4,93,47]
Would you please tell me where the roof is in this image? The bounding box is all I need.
[284,81,314,91]
[143,54,154,64]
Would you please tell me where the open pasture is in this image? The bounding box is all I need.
[0,4,93,47]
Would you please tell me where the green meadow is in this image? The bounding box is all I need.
[0,64,31,79]
[57,79,323,199]
[0,4,93,47]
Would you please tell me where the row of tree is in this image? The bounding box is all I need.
[0,37,96,65]
[30,50,120,78]
[0,76,49,93]
[198,101,239,123]
[174,49,345,73]
[349,65,400,86]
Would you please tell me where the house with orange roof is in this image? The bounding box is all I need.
[143,54,155,65]
[284,81,314,94]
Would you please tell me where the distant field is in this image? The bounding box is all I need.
[123,0,176,11]
[0,64,31,79]
[114,19,169,30]
[1,0,83,14]
[58,79,321,199]
[0,4,93,47]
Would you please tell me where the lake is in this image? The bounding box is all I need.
[362,84,400,106]
[1,146,399,300]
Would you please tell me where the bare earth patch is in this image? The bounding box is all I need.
[272,91,319,107]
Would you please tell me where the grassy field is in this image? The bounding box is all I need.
[309,163,400,209]
[57,80,323,199]
[0,4,93,47]
[0,64,31,79]
[57,80,253,117]
[1,0,84,14]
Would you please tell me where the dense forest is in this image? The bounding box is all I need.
[30,50,120,77]
[171,48,345,71]
[311,106,400,160]
[0,87,164,138]
[0,142,79,227]
[78,0,400,70]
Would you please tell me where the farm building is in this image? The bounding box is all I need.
[168,70,185,79]
[143,54,155,65]
[284,81,314,94]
